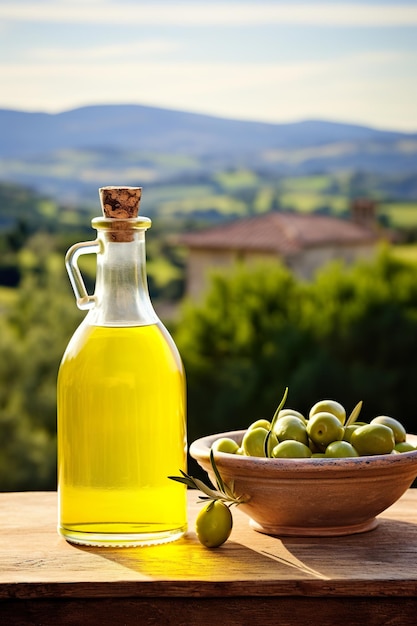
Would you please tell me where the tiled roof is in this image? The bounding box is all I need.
[179,212,378,255]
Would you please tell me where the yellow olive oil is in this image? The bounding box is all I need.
[57,322,187,546]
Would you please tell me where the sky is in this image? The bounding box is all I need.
[1,0,417,132]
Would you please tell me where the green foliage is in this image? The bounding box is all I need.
[295,247,417,421]
[174,248,417,457]
[175,261,306,444]
[0,235,82,491]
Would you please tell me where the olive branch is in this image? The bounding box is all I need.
[169,449,247,507]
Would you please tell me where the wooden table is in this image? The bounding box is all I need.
[1,490,417,625]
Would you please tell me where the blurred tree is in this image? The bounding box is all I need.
[295,246,417,423]
[174,261,305,445]
[0,233,82,491]
[174,246,417,460]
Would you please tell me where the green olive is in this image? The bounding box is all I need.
[371,416,407,444]
[241,426,278,457]
[350,423,395,456]
[325,440,359,458]
[195,501,233,548]
[211,437,240,454]
[277,409,307,424]
[306,412,344,448]
[273,415,309,445]
[272,440,312,458]
[247,419,271,431]
[393,441,416,453]
[309,400,346,426]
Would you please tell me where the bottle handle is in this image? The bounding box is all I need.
[65,240,100,310]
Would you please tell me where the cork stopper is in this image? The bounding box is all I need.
[98,186,142,242]
[99,186,142,219]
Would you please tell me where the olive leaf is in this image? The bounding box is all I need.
[264,386,289,458]
[210,448,227,493]
[345,400,363,427]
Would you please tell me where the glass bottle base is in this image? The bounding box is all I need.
[58,524,187,548]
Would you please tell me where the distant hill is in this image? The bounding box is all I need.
[0,104,414,157]
[0,104,416,204]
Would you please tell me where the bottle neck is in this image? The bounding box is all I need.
[88,227,158,327]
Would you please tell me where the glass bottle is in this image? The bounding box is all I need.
[57,186,187,547]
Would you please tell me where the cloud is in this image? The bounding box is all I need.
[1,48,415,130]
[1,2,417,27]
[33,39,182,61]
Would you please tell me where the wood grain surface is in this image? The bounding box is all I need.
[1,490,417,625]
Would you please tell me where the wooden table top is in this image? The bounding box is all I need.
[1,490,417,625]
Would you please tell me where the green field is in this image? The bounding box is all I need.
[391,243,417,264]
[379,202,417,229]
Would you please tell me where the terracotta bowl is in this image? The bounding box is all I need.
[189,430,417,537]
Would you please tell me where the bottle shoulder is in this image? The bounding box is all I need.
[60,320,183,369]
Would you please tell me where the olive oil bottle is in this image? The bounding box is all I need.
[57,187,187,547]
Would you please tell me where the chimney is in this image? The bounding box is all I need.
[351,198,377,229]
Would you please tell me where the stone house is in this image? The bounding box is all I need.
[179,200,390,299]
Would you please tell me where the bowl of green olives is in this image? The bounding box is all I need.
[189,396,417,537]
